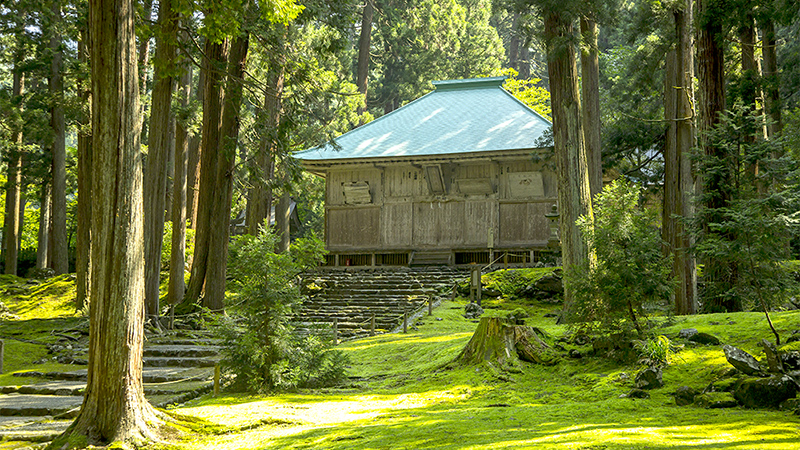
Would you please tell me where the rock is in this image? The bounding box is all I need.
[533,271,563,295]
[464,302,484,319]
[759,339,784,373]
[780,397,800,412]
[627,388,650,399]
[677,328,698,339]
[689,332,721,345]
[723,345,763,375]
[635,367,663,390]
[674,386,699,406]
[694,392,738,409]
[568,349,583,359]
[482,287,502,298]
[734,375,799,408]
[781,351,800,371]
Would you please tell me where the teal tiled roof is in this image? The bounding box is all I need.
[294,76,551,162]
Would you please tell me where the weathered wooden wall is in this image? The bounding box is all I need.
[324,157,556,251]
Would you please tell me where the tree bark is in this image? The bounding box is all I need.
[739,15,758,182]
[544,12,594,315]
[49,0,68,275]
[36,182,51,271]
[185,37,229,305]
[203,33,249,311]
[3,56,24,276]
[356,0,373,115]
[508,13,521,73]
[51,0,164,443]
[186,66,204,229]
[276,190,291,253]
[76,28,92,309]
[760,14,781,138]
[697,0,736,312]
[168,59,191,307]
[580,16,602,198]
[246,30,284,236]
[663,0,697,315]
[144,0,179,320]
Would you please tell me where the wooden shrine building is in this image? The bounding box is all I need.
[294,76,556,268]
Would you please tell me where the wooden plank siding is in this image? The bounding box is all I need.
[323,157,556,252]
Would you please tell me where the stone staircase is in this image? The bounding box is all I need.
[297,267,469,341]
[0,332,219,444]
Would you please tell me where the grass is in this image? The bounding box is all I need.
[3,269,800,449]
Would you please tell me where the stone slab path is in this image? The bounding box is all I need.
[0,338,219,445]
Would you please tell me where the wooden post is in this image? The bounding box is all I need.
[428,296,433,316]
[403,309,408,333]
[504,252,508,269]
[370,313,376,336]
[0,340,4,374]
[333,317,339,345]
[213,363,220,397]
[168,304,175,330]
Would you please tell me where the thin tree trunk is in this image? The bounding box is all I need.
[51,0,164,443]
[36,182,51,271]
[3,63,24,276]
[203,33,249,311]
[508,13,521,73]
[144,0,179,321]
[246,30,284,235]
[580,16,602,198]
[186,64,205,229]
[544,12,594,316]
[50,0,68,275]
[185,38,229,305]
[168,60,191,307]
[76,29,92,308]
[518,45,530,79]
[276,190,291,253]
[740,16,758,182]
[356,0,373,115]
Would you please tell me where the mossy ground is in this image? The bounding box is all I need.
[3,270,800,449]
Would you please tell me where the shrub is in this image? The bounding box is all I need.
[568,179,675,335]
[214,226,348,392]
[635,335,678,368]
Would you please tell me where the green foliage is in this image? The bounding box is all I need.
[215,226,346,392]
[499,67,551,120]
[161,222,196,271]
[691,105,797,316]
[634,335,678,368]
[568,179,674,334]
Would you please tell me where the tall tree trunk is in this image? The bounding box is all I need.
[663,0,697,315]
[168,61,191,307]
[739,16,758,182]
[356,0,373,115]
[544,12,594,315]
[580,16,602,198]
[36,182,51,271]
[144,0,179,321]
[697,0,736,312]
[50,0,68,275]
[184,38,229,305]
[52,0,164,443]
[77,29,92,309]
[203,33,249,311]
[518,45,531,79]
[3,60,24,276]
[760,14,781,139]
[246,30,284,235]
[186,65,205,229]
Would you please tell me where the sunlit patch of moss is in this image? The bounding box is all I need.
[1,274,80,319]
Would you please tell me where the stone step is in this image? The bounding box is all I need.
[14,367,213,383]
[143,356,219,368]
[0,419,71,443]
[0,381,85,396]
[143,344,221,358]
[0,394,82,417]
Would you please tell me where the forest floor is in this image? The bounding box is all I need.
[1,272,800,449]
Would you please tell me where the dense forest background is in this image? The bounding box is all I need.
[1,0,799,313]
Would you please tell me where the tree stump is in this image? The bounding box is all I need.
[456,317,558,368]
